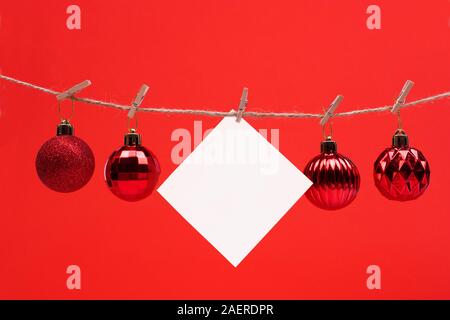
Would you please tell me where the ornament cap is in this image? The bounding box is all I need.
[392,129,409,148]
[321,137,337,154]
[124,129,142,146]
[56,120,74,136]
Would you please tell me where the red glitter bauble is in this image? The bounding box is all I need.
[36,122,95,193]
[104,131,160,202]
[304,138,360,210]
[374,130,430,201]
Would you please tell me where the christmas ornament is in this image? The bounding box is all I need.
[374,80,431,201]
[104,129,160,202]
[304,137,360,210]
[35,120,95,193]
[304,95,360,210]
[104,84,159,201]
[373,129,430,201]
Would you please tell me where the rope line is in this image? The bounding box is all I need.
[1,74,449,119]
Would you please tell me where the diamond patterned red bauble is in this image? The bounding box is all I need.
[105,130,160,202]
[36,121,95,193]
[374,129,430,201]
[304,138,360,210]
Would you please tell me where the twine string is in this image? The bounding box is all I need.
[1,74,449,119]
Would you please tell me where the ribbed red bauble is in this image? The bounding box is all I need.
[104,129,160,202]
[374,129,430,201]
[36,120,95,193]
[304,138,360,210]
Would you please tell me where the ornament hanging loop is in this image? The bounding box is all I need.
[322,121,333,140]
[56,80,92,122]
[127,84,150,132]
[127,116,138,132]
[320,95,343,139]
[396,110,403,130]
[57,97,75,122]
[392,80,414,130]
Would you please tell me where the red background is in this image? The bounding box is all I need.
[0,0,449,299]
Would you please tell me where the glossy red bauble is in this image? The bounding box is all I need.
[374,130,430,201]
[36,121,95,193]
[105,131,160,202]
[304,138,360,210]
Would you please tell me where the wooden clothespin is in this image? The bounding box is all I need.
[236,87,249,123]
[56,80,91,101]
[320,95,344,126]
[128,84,150,119]
[391,80,414,113]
